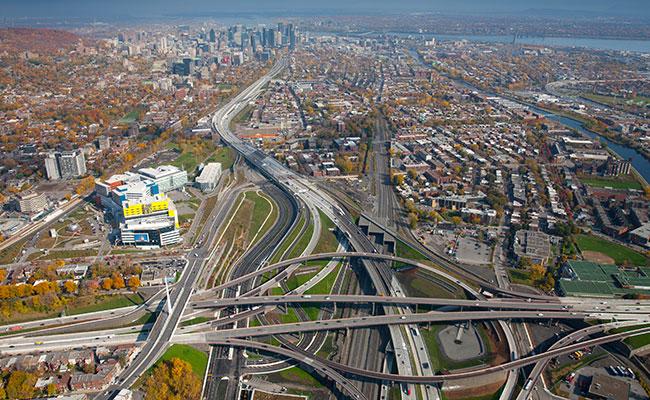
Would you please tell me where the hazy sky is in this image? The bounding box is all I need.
[1,0,648,19]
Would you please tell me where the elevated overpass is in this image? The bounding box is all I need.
[207,325,650,384]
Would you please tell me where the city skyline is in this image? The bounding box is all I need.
[0,7,649,400]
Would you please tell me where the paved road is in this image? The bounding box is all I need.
[174,311,592,343]
[207,325,650,384]
[211,56,389,398]
[203,182,298,400]
[373,113,399,227]
[0,197,83,256]
[94,170,250,400]
[190,294,650,316]
[517,319,648,400]
[221,339,367,400]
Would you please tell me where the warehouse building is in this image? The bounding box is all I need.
[513,229,552,265]
[195,162,222,192]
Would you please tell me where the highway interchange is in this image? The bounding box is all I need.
[1,57,649,400]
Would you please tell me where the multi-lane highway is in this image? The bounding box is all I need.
[190,294,650,315]
[5,54,646,400]
[203,181,298,400]
[207,324,650,384]
[516,319,647,400]
[94,173,251,399]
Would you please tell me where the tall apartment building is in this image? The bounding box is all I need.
[44,155,60,181]
[44,150,87,180]
[96,136,111,151]
[603,157,632,176]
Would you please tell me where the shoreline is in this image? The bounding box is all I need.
[531,103,650,186]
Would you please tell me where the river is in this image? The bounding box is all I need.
[528,107,650,183]
[314,30,650,53]
[401,33,650,53]
[406,49,650,183]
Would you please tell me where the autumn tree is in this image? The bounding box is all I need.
[101,278,113,291]
[128,276,141,291]
[540,273,556,292]
[75,176,96,196]
[517,257,532,269]
[46,383,58,396]
[407,169,418,180]
[111,273,125,290]
[408,212,419,229]
[335,155,354,175]
[6,370,36,400]
[145,358,201,400]
[63,280,77,294]
[529,264,546,283]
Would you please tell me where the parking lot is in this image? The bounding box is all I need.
[454,237,492,265]
[555,359,649,400]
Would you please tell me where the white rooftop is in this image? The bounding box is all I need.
[138,165,184,179]
[196,163,222,184]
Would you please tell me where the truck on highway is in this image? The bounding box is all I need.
[523,379,533,390]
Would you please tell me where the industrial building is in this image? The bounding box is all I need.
[587,373,629,400]
[630,223,650,248]
[513,229,552,265]
[195,162,222,192]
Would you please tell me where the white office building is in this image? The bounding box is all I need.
[195,162,222,192]
[137,165,188,193]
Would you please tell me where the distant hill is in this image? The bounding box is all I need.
[0,28,81,54]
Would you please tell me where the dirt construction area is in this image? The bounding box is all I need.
[581,250,616,264]
[251,389,308,400]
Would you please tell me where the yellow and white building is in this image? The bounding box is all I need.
[119,194,181,247]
